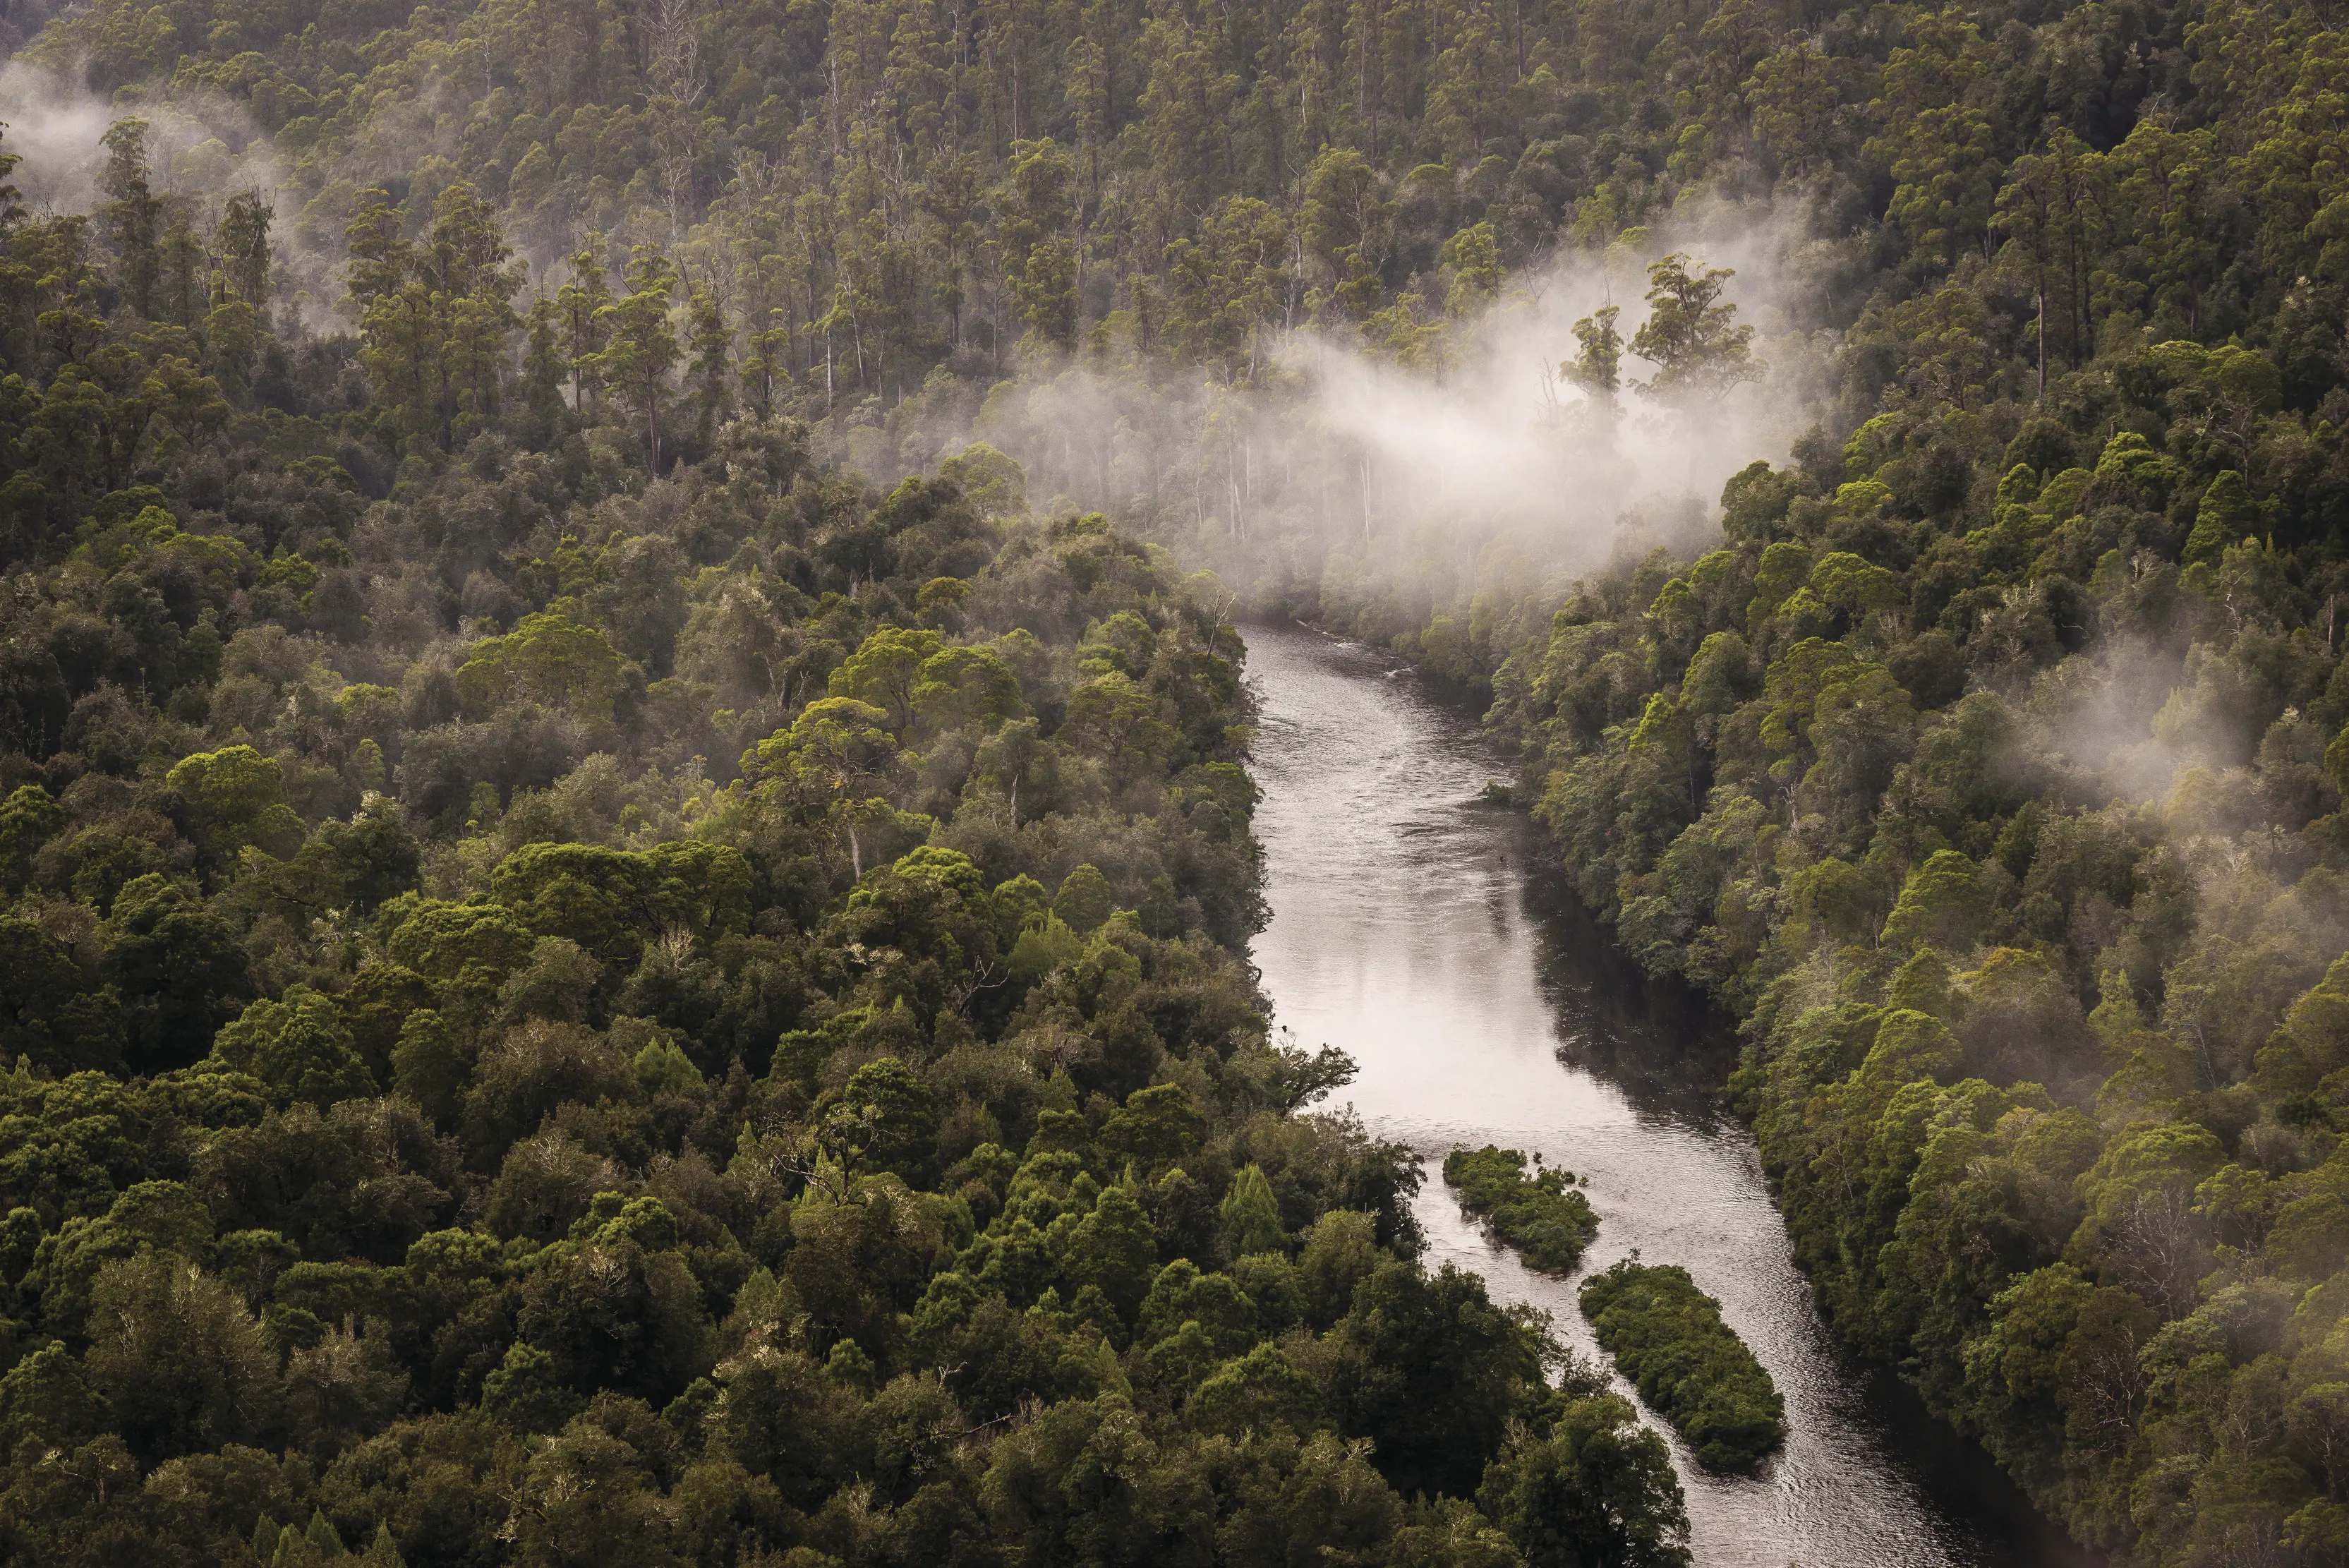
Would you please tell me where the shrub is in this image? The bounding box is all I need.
[1578,1259,1785,1471]
[1442,1145,1598,1272]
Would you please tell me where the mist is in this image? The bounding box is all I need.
[0,61,339,325]
[906,202,1828,624]
[0,49,1823,632]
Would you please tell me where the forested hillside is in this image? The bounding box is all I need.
[0,191,1706,1568]
[0,0,1749,1541]
[13,0,2349,1554]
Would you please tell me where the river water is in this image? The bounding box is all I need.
[1243,623,2087,1568]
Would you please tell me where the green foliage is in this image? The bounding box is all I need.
[1219,1163,1288,1258]
[1578,1260,1786,1471]
[489,839,752,963]
[389,1008,466,1125]
[1442,1145,1599,1272]
[0,785,61,891]
[1478,1369,1693,1567]
[454,613,626,724]
[35,0,2349,1550]
[826,1056,938,1183]
[207,986,374,1109]
[164,746,303,862]
[104,876,253,1072]
[478,1340,581,1433]
[1053,862,1116,934]
[826,626,944,732]
[0,298,1490,1557]
[1629,255,1761,402]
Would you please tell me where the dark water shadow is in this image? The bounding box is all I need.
[1514,840,1744,1128]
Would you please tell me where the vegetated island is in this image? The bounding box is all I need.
[1578,1259,1786,1472]
[1442,1144,1599,1272]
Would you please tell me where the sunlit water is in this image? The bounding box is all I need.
[1244,624,2088,1568]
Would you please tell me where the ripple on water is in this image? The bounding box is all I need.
[1241,624,2091,1568]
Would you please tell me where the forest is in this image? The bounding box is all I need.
[0,161,1710,1566]
[0,0,1742,1540]
[6,0,2349,1551]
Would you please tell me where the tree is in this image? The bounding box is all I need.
[356,278,444,451]
[744,696,915,877]
[84,1253,280,1463]
[686,282,732,446]
[1868,7,1994,268]
[0,782,61,891]
[157,220,201,327]
[426,181,522,445]
[998,140,1079,348]
[1164,197,1291,379]
[480,1341,583,1432]
[1995,147,2066,396]
[557,237,615,411]
[1061,673,1179,784]
[344,188,412,310]
[1478,1387,1691,1567]
[1441,221,1498,317]
[1220,1164,1287,1258]
[1746,41,1850,179]
[826,1056,938,1182]
[1068,1185,1159,1320]
[344,182,521,452]
[103,874,253,1072]
[739,307,791,422]
[391,1008,469,1126]
[1566,304,1624,403]
[1628,255,1759,402]
[418,180,521,303]
[827,625,943,731]
[99,120,159,320]
[210,986,375,1109]
[1326,1262,1544,1498]
[919,152,982,348]
[1299,147,1390,322]
[1880,850,1988,953]
[910,644,1027,735]
[217,191,272,311]
[593,248,682,468]
[454,613,627,723]
[203,287,260,402]
[519,294,571,440]
[0,119,24,236]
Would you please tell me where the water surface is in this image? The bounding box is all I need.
[1244,623,2086,1568]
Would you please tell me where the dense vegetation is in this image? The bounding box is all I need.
[26,0,2349,1548]
[1577,1260,1785,1473]
[1228,0,2349,1552]
[1442,1145,1599,1273]
[0,90,1737,1568]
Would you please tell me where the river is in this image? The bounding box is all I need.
[1243,622,2089,1568]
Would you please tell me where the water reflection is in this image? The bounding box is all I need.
[1242,623,2087,1568]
